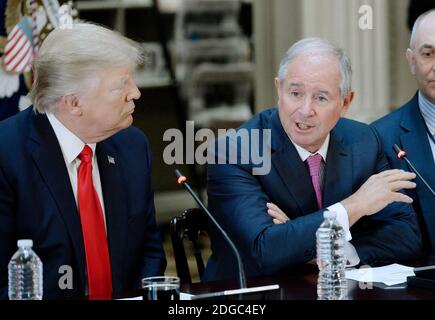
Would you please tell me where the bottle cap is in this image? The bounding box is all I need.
[17,239,33,248]
[323,210,336,219]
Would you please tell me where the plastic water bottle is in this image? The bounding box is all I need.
[316,210,347,300]
[8,239,43,300]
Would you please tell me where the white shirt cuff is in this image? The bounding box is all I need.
[327,203,351,241]
[327,203,360,267]
[345,242,361,267]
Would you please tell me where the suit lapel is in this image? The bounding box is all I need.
[96,141,128,292]
[29,112,87,289]
[272,146,319,215]
[400,97,435,249]
[270,112,353,214]
[323,129,353,207]
[270,111,319,215]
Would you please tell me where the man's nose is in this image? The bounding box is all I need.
[127,82,141,101]
[299,97,315,116]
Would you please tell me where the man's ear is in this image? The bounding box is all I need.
[61,95,83,116]
[340,91,354,117]
[406,48,416,75]
[274,77,281,101]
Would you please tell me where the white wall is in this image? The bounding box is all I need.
[253,0,417,123]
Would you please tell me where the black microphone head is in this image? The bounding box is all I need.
[392,144,406,159]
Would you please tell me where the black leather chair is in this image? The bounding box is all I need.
[170,208,210,284]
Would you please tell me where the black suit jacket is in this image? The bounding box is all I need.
[203,108,423,282]
[372,93,435,253]
[0,107,166,299]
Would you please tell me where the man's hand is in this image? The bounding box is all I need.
[341,169,416,226]
[267,202,290,224]
[267,203,317,265]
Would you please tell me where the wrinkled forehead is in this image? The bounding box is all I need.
[287,53,340,73]
[285,54,341,88]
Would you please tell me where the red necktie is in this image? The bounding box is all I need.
[77,145,112,299]
[306,153,323,210]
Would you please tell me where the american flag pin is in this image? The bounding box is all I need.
[107,156,115,165]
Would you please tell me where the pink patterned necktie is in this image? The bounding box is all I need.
[306,153,323,210]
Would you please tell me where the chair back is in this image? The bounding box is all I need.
[170,208,209,284]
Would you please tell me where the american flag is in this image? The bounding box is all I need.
[3,17,34,73]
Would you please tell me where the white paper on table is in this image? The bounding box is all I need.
[116,292,194,300]
[180,292,194,300]
[116,296,143,300]
[345,263,415,286]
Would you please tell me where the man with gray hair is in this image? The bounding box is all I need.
[372,9,435,254]
[203,37,422,282]
[0,23,166,299]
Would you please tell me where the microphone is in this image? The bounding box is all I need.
[175,169,247,289]
[174,169,280,300]
[393,144,435,197]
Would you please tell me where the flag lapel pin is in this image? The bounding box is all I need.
[107,155,115,165]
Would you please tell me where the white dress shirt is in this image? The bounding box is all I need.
[290,135,360,266]
[46,112,107,230]
[418,91,435,163]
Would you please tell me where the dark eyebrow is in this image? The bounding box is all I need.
[318,90,330,96]
[419,44,434,51]
[288,82,304,88]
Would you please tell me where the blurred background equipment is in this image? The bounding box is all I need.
[173,0,253,128]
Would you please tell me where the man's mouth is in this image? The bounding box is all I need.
[295,122,315,131]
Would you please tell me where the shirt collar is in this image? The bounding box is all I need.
[46,112,96,164]
[418,91,435,135]
[290,134,330,162]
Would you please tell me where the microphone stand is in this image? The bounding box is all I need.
[393,144,435,197]
[175,169,246,289]
[175,169,280,300]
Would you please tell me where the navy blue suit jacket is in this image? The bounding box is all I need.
[0,108,166,299]
[203,108,422,282]
[372,93,435,253]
